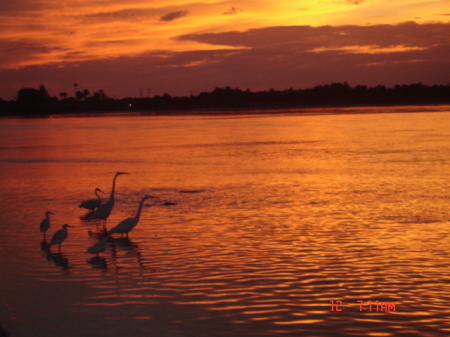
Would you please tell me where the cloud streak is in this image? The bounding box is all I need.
[160,10,190,21]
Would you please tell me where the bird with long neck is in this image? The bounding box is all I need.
[87,172,128,228]
[79,188,104,213]
[107,195,156,238]
[39,211,54,240]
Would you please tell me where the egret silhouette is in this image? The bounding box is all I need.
[39,211,54,240]
[79,188,104,213]
[50,224,73,252]
[86,237,108,257]
[87,172,129,228]
[108,195,156,238]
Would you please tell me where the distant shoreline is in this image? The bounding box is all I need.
[2,83,450,117]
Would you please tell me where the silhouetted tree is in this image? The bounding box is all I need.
[89,90,106,101]
[83,89,91,99]
[16,84,50,104]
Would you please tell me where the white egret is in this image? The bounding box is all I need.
[86,172,129,227]
[79,188,104,212]
[39,211,54,240]
[50,224,73,252]
[107,195,156,238]
[86,237,108,257]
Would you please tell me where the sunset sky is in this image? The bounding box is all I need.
[0,0,449,100]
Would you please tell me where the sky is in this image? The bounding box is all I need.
[0,0,449,100]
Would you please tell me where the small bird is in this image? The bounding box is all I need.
[86,237,108,257]
[39,211,54,240]
[79,188,104,213]
[50,224,73,252]
[107,195,156,238]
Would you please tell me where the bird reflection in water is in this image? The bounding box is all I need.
[87,255,108,270]
[110,237,146,275]
[40,242,71,272]
[49,252,70,272]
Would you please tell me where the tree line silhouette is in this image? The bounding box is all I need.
[1,82,449,116]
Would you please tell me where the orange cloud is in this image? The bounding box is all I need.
[160,10,190,21]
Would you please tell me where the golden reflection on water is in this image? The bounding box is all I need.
[1,107,450,336]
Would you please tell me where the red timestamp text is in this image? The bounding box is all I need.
[330,300,396,312]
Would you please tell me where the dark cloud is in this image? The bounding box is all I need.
[223,7,243,15]
[178,22,450,50]
[0,40,65,68]
[84,9,138,21]
[160,10,189,21]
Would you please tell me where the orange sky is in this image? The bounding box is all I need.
[0,0,449,99]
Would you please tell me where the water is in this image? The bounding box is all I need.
[1,106,450,337]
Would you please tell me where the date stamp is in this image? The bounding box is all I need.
[330,300,396,312]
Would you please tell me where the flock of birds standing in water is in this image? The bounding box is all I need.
[39,171,157,257]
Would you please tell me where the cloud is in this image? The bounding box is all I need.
[160,10,189,21]
[83,9,138,21]
[333,0,367,4]
[178,22,450,50]
[0,40,67,68]
[223,7,243,15]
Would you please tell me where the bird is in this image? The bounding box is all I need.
[39,211,54,240]
[86,172,129,228]
[107,195,156,238]
[86,237,108,257]
[79,188,104,213]
[49,224,73,252]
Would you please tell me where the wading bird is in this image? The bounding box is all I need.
[107,195,156,238]
[39,211,54,240]
[79,188,104,213]
[87,172,129,228]
[86,237,108,257]
[50,224,73,252]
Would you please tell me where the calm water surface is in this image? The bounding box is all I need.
[1,106,450,337]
